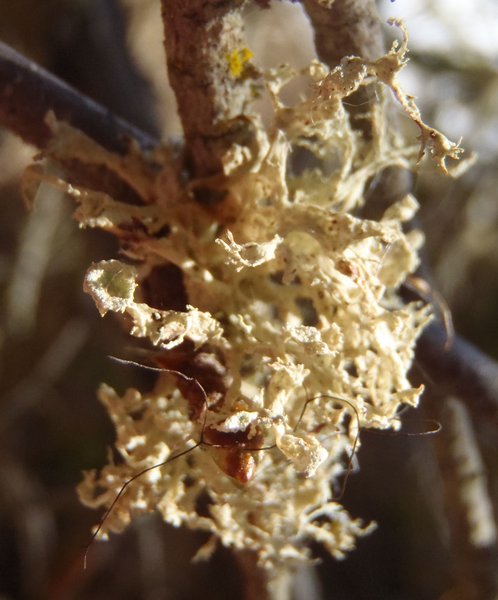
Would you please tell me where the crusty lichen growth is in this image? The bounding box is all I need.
[27,23,465,573]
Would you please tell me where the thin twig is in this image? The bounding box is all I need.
[0,40,159,202]
[417,321,498,423]
[0,40,156,154]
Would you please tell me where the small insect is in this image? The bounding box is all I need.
[83,359,363,567]
[140,350,273,484]
[83,363,275,567]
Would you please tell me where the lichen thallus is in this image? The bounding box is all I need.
[83,358,363,567]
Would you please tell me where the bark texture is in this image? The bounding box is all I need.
[301,0,383,66]
[162,0,255,178]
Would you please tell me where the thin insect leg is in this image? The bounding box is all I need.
[84,363,211,568]
[408,420,442,436]
[83,442,201,569]
[364,419,442,437]
[348,241,393,278]
[376,241,393,278]
[294,383,312,432]
[295,392,361,501]
[405,276,455,350]
[109,357,211,442]
[111,357,281,454]
[342,98,375,108]
[109,356,169,373]
[204,441,277,452]
[382,399,442,437]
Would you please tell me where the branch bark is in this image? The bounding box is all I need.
[161,0,255,178]
[431,396,498,600]
[0,40,156,202]
[301,0,383,66]
[0,40,155,155]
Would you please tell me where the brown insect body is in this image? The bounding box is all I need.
[203,425,265,484]
[153,344,229,421]
[151,347,265,483]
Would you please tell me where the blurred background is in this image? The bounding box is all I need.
[0,0,497,598]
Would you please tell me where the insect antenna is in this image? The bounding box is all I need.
[83,362,211,569]
[295,391,361,501]
[108,358,276,453]
[363,418,442,437]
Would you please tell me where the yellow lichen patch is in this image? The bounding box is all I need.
[226,47,253,78]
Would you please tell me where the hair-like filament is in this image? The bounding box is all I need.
[405,275,454,350]
[84,361,442,569]
[294,391,361,501]
[83,362,275,568]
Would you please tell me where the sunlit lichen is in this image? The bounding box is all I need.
[26,22,467,575]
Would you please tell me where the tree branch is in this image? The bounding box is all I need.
[417,322,498,424]
[161,0,255,178]
[0,40,156,154]
[0,40,157,202]
[300,0,383,66]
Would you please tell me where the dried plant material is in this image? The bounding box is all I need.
[84,261,225,349]
[44,113,159,202]
[370,19,474,175]
[22,19,466,575]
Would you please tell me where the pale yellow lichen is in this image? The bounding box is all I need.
[25,21,468,575]
[226,47,254,79]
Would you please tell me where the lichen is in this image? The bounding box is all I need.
[27,22,466,574]
[226,47,254,79]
